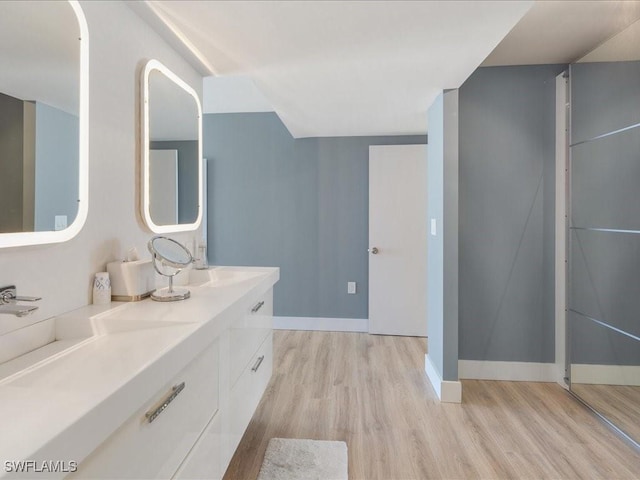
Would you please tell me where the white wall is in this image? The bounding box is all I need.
[0,1,203,336]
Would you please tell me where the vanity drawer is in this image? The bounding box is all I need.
[172,406,224,480]
[71,340,220,480]
[229,289,273,387]
[228,332,272,456]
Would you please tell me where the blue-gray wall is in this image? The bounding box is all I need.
[427,90,459,382]
[34,102,79,232]
[149,140,199,224]
[458,65,565,363]
[569,60,640,366]
[203,112,425,319]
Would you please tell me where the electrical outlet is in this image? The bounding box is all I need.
[54,215,68,231]
[347,282,356,294]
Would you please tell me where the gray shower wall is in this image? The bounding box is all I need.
[570,60,640,366]
[458,64,566,363]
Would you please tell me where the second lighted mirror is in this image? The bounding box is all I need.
[141,60,202,233]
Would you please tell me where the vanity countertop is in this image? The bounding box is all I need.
[0,266,279,477]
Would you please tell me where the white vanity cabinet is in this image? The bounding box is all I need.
[69,339,221,480]
[174,288,273,480]
[0,267,279,480]
[229,292,273,387]
[69,287,274,480]
[228,331,273,452]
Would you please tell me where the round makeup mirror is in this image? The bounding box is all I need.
[148,236,193,301]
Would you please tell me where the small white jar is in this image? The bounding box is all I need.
[93,272,111,305]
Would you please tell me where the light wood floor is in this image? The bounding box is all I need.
[572,383,640,444]
[224,331,640,479]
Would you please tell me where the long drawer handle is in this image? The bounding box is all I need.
[251,355,265,372]
[251,301,265,313]
[145,382,186,423]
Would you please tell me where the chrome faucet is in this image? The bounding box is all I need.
[0,285,41,317]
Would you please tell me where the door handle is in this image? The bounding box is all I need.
[368,247,379,255]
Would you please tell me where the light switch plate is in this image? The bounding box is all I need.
[54,215,68,231]
[347,282,356,294]
[430,218,437,236]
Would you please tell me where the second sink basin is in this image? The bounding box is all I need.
[0,307,189,385]
[189,267,267,287]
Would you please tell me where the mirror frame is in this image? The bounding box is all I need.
[0,0,89,249]
[141,59,203,234]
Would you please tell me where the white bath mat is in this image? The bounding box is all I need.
[257,438,348,480]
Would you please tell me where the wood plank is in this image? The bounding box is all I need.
[573,383,640,442]
[224,331,640,479]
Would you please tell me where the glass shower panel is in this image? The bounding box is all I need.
[570,311,640,442]
[570,229,640,340]
[571,128,640,230]
[568,55,640,445]
[570,61,640,146]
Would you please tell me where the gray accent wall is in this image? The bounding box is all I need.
[203,112,425,319]
[0,97,79,233]
[0,92,25,233]
[427,91,459,381]
[457,65,565,363]
[34,102,79,231]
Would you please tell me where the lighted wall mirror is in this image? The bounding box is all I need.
[0,0,88,248]
[141,60,203,233]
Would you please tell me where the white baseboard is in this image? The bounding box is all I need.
[459,360,559,383]
[425,354,462,403]
[571,364,640,386]
[273,316,368,333]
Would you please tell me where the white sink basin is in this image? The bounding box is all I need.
[0,316,93,384]
[189,267,267,287]
[87,309,192,333]
[0,267,276,387]
[0,309,189,385]
[55,307,190,337]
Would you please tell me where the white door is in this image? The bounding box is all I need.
[368,145,427,337]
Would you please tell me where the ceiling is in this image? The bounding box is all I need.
[579,16,640,63]
[132,1,640,138]
[483,1,640,66]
